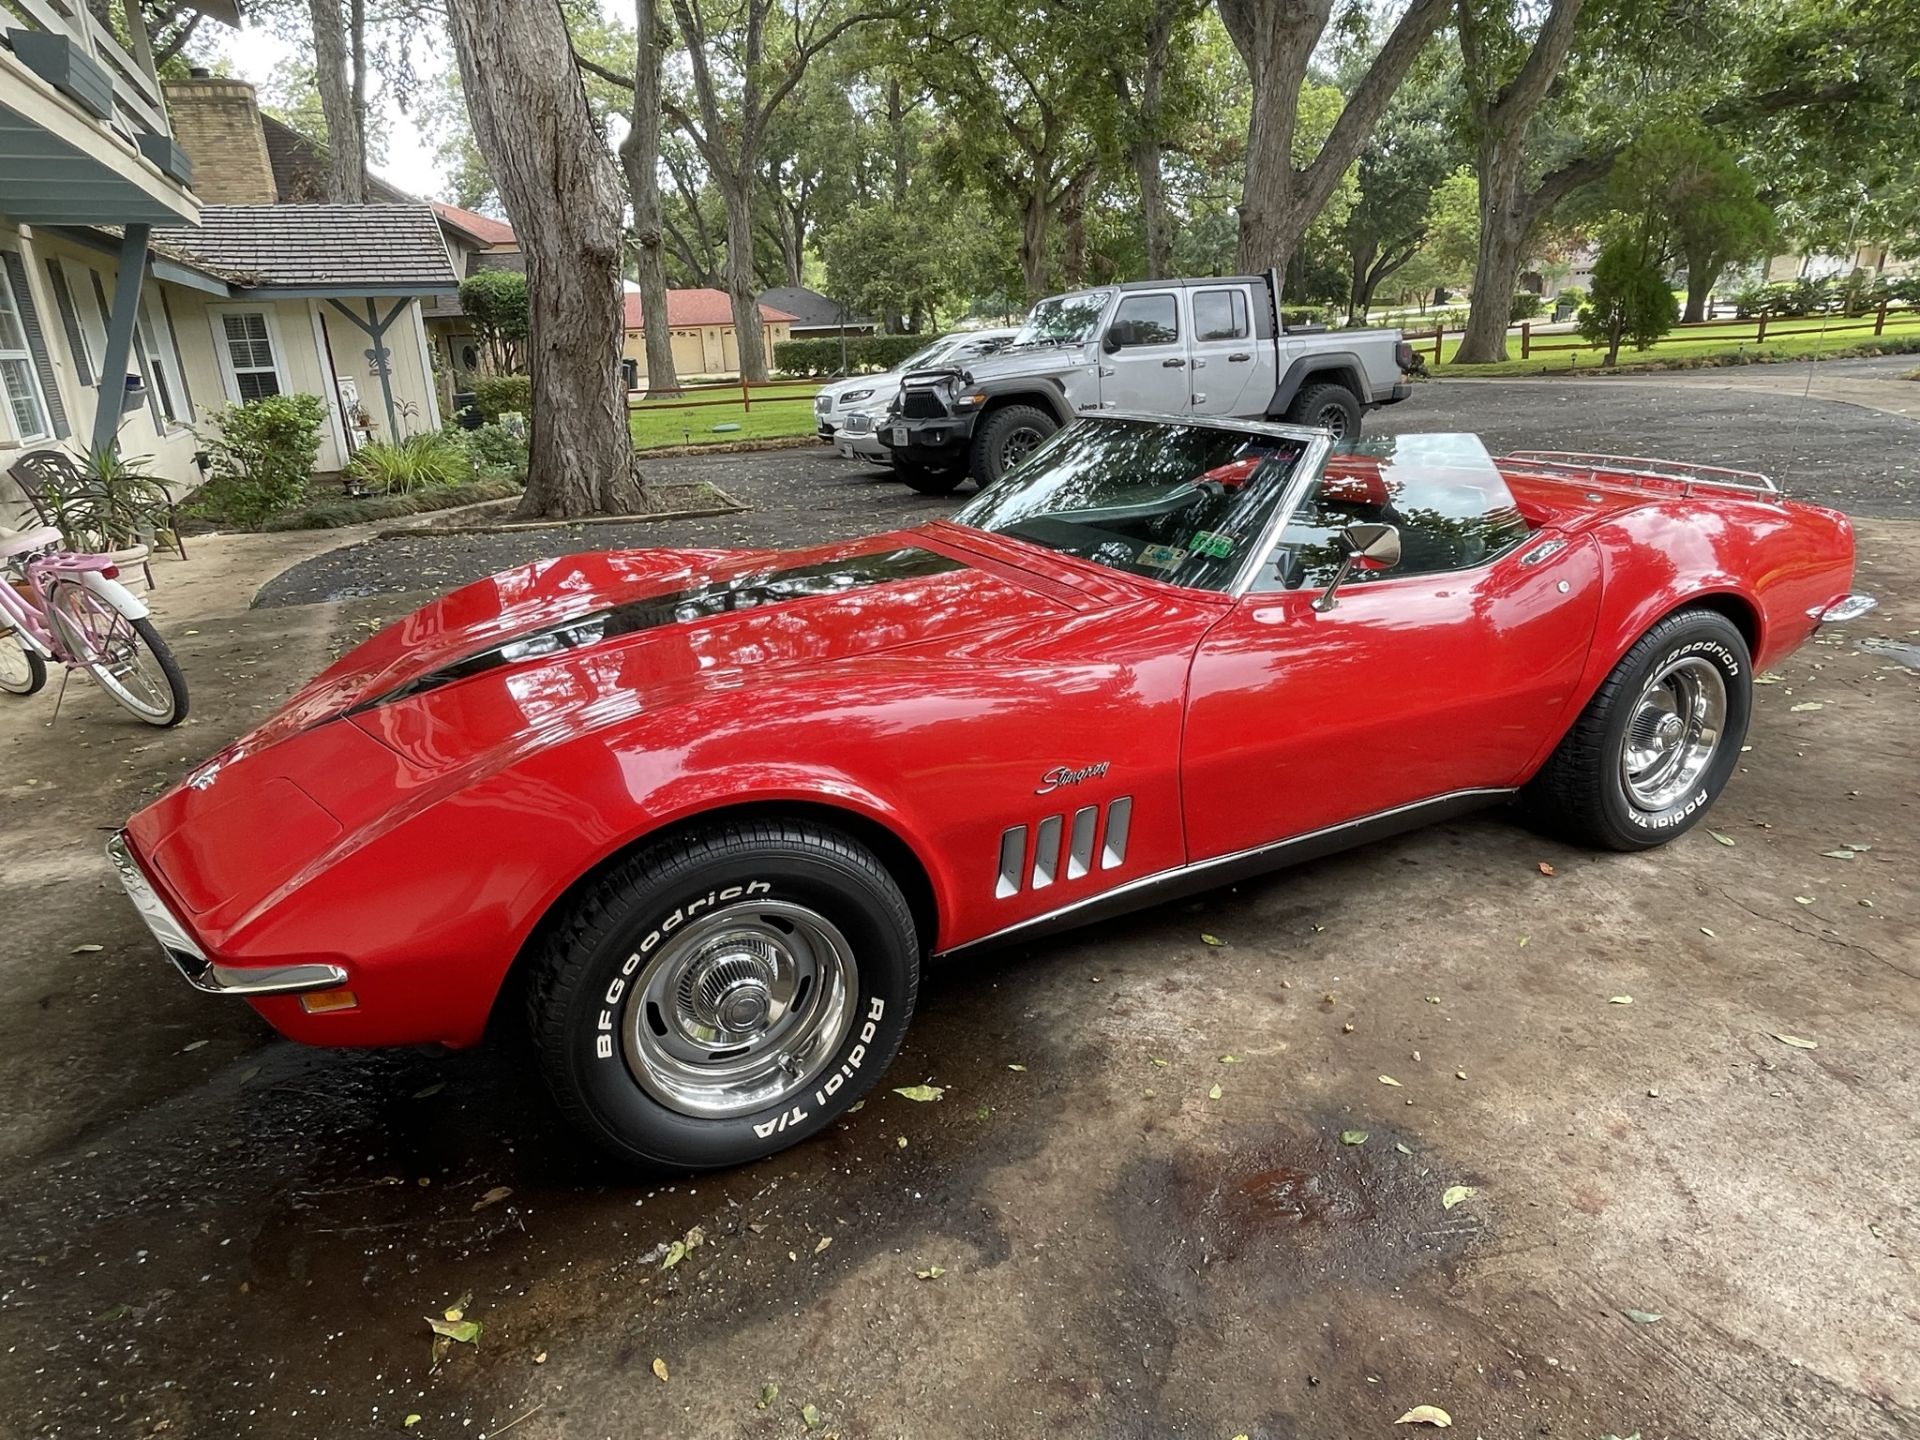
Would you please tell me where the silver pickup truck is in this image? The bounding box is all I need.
[880,272,1416,493]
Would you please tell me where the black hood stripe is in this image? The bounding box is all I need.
[349,546,969,715]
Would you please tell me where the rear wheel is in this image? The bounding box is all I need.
[526,818,921,1170]
[0,629,46,696]
[1284,382,1363,441]
[45,581,188,727]
[1524,608,1751,850]
[970,404,1058,485]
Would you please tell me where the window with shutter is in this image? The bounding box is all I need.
[0,249,67,441]
[44,259,94,387]
[220,311,283,402]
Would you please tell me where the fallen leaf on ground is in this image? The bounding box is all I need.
[893,1084,944,1102]
[1623,1309,1663,1324]
[1609,995,1634,1005]
[800,1402,822,1429]
[1219,1053,1241,1064]
[1395,1405,1453,1427]
[427,1317,481,1345]
[1395,1142,1413,1155]
[404,1417,422,1429]
[1441,1185,1476,1211]
[1201,933,1226,946]
[896,1136,908,1148]
[1820,850,1855,860]
[1708,831,1736,847]
[1150,1057,1169,1067]
[916,1265,946,1280]
[443,1292,472,1322]
[1208,1083,1223,1100]
[814,1236,832,1254]
[1007,1063,1027,1072]
[533,1351,547,1364]
[1341,1130,1369,1146]
[652,1357,669,1383]
[1789,702,1824,712]
[1378,1074,1402,1086]
[471,1186,512,1213]
[1794,896,1814,905]
[661,1240,687,1270]
[1700,926,1716,937]
[411,1081,446,1099]
[1537,862,1556,876]
[70,944,103,954]
[757,1382,778,1409]
[1771,1033,1818,1050]
[181,1040,210,1052]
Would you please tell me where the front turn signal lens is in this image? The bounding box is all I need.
[301,989,359,1014]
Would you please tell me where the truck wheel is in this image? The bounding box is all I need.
[971,405,1058,485]
[1285,383,1362,441]
[1522,608,1752,851]
[526,817,920,1171]
[895,460,966,496]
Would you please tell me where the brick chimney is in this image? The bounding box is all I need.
[162,72,278,205]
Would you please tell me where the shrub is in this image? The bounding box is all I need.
[772,333,961,376]
[470,373,532,422]
[197,393,327,528]
[458,421,529,481]
[1509,291,1545,322]
[346,431,474,494]
[1579,241,1677,363]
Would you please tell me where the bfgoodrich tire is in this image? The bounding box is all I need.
[526,818,920,1170]
[1524,608,1752,851]
[1284,382,1363,441]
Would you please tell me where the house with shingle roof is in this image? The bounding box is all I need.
[621,288,797,384]
[1,63,458,509]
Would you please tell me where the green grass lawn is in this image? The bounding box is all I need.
[629,386,820,450]
[1429,310,1920,377]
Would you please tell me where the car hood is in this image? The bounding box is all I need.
[948,343,1096,383]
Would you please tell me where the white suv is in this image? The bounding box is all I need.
[814,329,1017,461]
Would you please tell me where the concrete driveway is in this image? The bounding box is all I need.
[1,375,1916,1440]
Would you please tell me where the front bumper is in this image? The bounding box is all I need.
[878,412,977,465]
[106,831,348,997]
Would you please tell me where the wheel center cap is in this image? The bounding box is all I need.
[1658,714,1685,743]
[717,981,772,1032]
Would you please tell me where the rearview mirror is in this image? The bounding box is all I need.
[1312,522,1400,612]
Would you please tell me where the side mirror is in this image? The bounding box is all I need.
[1103,322,1132,353]
[1312,522,1400,612]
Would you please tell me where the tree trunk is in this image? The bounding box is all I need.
[309,0,367,203]
[618,0,679,394]
[445,0,645,518]
[1133,140,1172,279]
[1020,187,1050,301]
[1682,251,1719,323]
[1347,236,1378,323]
[721,177,770,382]
[1222,0,1448,277]
[887,78,910,205]
[1454,137,1529,363]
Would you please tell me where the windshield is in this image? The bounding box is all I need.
[953,416,1313,592]
[1011,291,1113,347]
[898,336,962,372]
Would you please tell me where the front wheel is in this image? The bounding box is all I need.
[45,581,188,727]
[1524,608,1751,850]
[970,404,1058,485]
[526,818,921,1170]
[0,628,47,696]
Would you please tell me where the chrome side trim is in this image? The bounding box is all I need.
[941,788,1513,956]
[1810,593,1876,624]
[1031,814,1063,890]
[996,825,1027,899]
[106,833,349,997]
[1100,797,1133,870]
[1066,806,1097,880]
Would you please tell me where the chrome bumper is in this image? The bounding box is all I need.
[106,832,348,997]
[1809,594,1877,625]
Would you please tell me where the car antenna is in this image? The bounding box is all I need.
[1800,191,1867,402]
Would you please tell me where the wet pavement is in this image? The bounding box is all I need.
[2,375,1918,1439]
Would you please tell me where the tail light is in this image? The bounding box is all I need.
[100,565,120,579]
[1395,341,1416,371]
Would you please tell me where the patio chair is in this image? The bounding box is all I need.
[7,449,185,588]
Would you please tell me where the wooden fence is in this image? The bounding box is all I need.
[1416,299,1918,363]
[629,376,819,413]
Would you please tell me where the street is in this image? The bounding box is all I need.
[2,373,1916,1440]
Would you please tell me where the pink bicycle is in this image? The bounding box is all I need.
[0,523,188,726]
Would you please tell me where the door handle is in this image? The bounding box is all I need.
[1161,357,1186,368]
[1227,352,1251,362]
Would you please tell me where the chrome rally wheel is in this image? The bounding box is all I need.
[1620,656,1727,811]
[1524,608,1751,851]
[623,900,858,1119]
[528,818,920,1170]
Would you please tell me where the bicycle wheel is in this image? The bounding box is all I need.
[45,581,188,727]
[0,629,46,696]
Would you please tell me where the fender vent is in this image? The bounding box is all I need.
[995,798,1132,899]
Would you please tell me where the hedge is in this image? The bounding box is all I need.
[773,334,949,376]
[467,373,531,422]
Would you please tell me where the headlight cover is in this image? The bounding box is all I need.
[842,388,873,404]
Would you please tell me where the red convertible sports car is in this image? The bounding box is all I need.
[111,415,1872,1169]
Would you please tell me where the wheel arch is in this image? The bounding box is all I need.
[974,384,1075,427]
[1269,355,1368,415]
[487,796,941,1039]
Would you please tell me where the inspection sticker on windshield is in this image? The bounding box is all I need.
[1192,530,1236,559]
[1138,543,1188,570]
